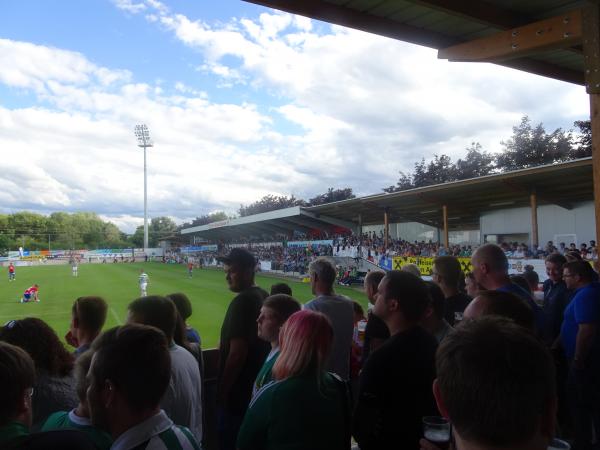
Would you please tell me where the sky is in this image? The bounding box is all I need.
[0,0,591,233]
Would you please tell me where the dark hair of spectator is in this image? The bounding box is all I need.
[72,296,108,334]
[270,283,292,296]
[433,256,462,287]
[90,325,171,412]
[425,281,445,320]
[509,274,532,295]
[474,290,535,331]
[263,294,301,323]
[0,317,74,377]
[128,296,177,341]
[565,251,582,262]
[522,266,539,291]
[436,317,555,447]
[545,253,567,266]
[74,350,93,402]
[364,270,385,292]
[563,260,595,281]
[166,293,193,320]
[0,342,35,425]
[382,270,431,323]
[352,301,365,318]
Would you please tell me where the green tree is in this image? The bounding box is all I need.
[132,216,178,247]
[571,119,592,159]
[308,188,355,206]
[455,142,495,179]
[496,116,572,171]
[239,195,305,217]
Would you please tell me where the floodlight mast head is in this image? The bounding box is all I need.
[135,124,153,148]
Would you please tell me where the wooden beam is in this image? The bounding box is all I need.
[438,9,582,62]
[384,208,389,250]
[530,191,539,249]
[442,205,449,249]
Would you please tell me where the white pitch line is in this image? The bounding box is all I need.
[110,307,122,325]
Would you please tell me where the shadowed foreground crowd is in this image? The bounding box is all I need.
[0,244,598,450]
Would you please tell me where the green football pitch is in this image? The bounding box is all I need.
[0,263,369,348]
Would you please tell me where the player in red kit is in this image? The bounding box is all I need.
[20,284,39,303]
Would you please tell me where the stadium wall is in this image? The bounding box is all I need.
[480,201,595,246]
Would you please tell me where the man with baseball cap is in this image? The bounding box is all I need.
[216,248,270,450]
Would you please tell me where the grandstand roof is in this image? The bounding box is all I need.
[181,158,592,239]
[180,206,356,240]
[307,157,593,230]
[244,0,588,86]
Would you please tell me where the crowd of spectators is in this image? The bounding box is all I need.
[1,243,598,450]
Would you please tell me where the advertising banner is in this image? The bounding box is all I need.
[258,260,272,272]
[287,240,333,248]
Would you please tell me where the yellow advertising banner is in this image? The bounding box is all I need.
[392,256,474,276]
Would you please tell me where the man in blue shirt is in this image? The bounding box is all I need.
[561,261,600,450]
[471,244,544,333]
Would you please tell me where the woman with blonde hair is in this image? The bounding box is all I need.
[237,310,350,450]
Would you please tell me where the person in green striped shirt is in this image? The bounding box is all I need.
[41,350,112,450]
[252,294,301,398]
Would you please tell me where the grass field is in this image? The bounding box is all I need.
[0,263,369,348]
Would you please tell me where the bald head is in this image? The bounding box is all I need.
[463,290,535,331]
[472,244,509,273]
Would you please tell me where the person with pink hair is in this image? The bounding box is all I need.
[237,310,351,450]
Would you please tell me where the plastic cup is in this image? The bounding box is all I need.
[423,416,451,450]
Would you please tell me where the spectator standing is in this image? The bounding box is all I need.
[253,294,301,397]
[127,296,203,442]
[167,293,201,344]
[270,282,292,296]
[422,281,453,343]
[471,244,544,333]
[66,296,108,357]
[0,318,78,430]
[304,257,354,380]
[86,325,200,450]
[353,270,437,450]
[462,290,535,331]
[432,256,471,326]
[561,261,600,450]
[426,317,556,450]
[217,248,270,450]
[0,342,95,450]
[42,350,112,450]
[361,271,389,366]
[237,310,351,450]
[543,253,572,346]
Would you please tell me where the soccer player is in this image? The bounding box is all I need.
[188,261,193,278]
[72,259,78,277]
[21,284,39,303]
[8,262,15,281]
[139,269,149,297]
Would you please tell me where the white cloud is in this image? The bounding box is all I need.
[0,3,592,233]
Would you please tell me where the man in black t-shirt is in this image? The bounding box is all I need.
[354,270,438,450]
[217,248,269,450]
[361,270,389,366]
[432,256,471,326]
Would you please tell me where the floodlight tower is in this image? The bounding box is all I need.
[134,124,153,252]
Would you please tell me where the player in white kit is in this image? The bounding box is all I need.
[139,269,149,296]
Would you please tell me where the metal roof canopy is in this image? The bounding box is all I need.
[307,157,593,231]
[180,206,356,240]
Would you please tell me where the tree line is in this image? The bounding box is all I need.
[0,212,179,252]
[383,116,591,192]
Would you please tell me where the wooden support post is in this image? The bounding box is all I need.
[384,208,389,250]
[442,205,449,249]
[583,3,600,244]
[530,190,539,249]
[591,94,600,244]
[358,213,363,237]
